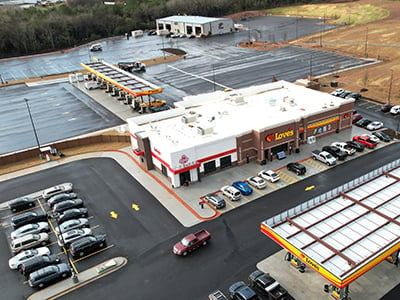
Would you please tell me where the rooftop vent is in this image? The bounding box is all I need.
[197,125,214,135]
[181,114,197,123]
[230,95,245,105]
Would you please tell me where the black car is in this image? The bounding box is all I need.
[228,281,259,300]
[20,255,61,277]
[11,211,47,229]
[381,103,393,113]
[372,131,391,142]
[286,162,306,176]
[355,118,372,128]
[69,235,107,258]
[28,263,71,289]
[8,197,35,213]
[346,93,362,100]
[322,145,347,161]
[248,270,288,300]
[53,199,84,213]
[56,208,89,224]
[338,91,352,98]
[47,193,77,207]
[346,140,365,152]
[204,193,226,209]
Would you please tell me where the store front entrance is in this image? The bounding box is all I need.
[179,171,191,187]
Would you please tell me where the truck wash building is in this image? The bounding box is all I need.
[156,15,234,37]
[127,80,355,188]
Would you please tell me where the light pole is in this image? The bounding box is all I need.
[212,64,216,91]
[49,212,79,283]
[388,69,394,105]
[88,46,92,63]
[364,27,369,58]
[24,98,42,159]
[162,34,165,60]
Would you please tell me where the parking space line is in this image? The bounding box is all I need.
[253,188,265,196]
[225,200,237,209]
[72,244,114,265]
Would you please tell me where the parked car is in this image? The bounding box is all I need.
[204,193,226,209]
[390,105,400,115]
[173,229,211,256]
[331,142,356,156]
[55,218,90,234]
[11,211,48,229]
[286,162,306,175]
[372,131,391,142]
[381,103,393,112]
[10,233,49,253]
[58,228,92,248]
[248,270,288,300]
[246,176,267,189]
[47,193,77,207]
[8,197,36,213]
[56,208,89,224]
[228,281,259,300]
[89,43,102,51]
[208,290,228,300]
[42,183,73,200]
[366,134,380,144]
[322,145,347,161]
[331,88,344,96]
[355,118,372,128]
[346,93,361,100]
[352,113,363,124]
[366,121,384,131]
[69,235,107,258]
[352,136,378,149]
[220,186,241,201]
[338,91,352,98]
[258,169,280,183]
[8,247,50,270]
[53,199,84,213]
[28,263,71,289]
[10,222,50,239]
[20,255,61,278]
[346,140,365,152]
[232,181,253,195]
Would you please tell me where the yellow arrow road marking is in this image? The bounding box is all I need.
[110,211,118,219]
[131,203,140,211]
[305,185,315,191]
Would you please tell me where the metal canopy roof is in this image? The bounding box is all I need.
[80,61,162,97]
[261,161,400,288]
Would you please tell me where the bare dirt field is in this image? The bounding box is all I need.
[232,0,400,105]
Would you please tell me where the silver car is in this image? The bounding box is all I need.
[57,228,92,248]
[42,183,73,200]
[10,222,50,239]
[55,218,90,234]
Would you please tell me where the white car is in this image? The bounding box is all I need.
[220,186,241,201]
[42,183,73,200]
[8,247,50,269]
[55,218,90,234]
[390,105,400,115]
[366,121,383,131]
[331,88,344,96]
[331,142,356,156]
[10,222,50,239]
[258,169,280,183]
[246,176,267,189]
[58,228,92,247]
[366,134,380,144]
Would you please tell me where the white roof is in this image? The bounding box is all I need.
[128,80,352,153]
[157,15,229,24]
[261,164,400,282]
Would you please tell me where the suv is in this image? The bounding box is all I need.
[220,186,241,201]
[28,263,71,289]
[204,193,226,209]
[228,281,259,300]
[20,255,61,277]
[8,197,36,213]
[10,233,49,253]
[69,235,107,258]
[11,211,47,229]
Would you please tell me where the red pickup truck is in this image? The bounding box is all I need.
[173,229,211,256]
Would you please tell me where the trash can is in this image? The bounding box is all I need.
[330,81,338,87]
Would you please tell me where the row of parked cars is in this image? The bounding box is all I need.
[5,183,107,289]
[208,270,289,300]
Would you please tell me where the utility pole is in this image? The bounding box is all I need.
[309,55,313,79]
[364,27,369,58]
[388,69,394,105]
[24,98,42,159]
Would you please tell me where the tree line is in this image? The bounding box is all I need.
[0,0,320,58]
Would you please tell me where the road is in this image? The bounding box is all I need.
[1,144,399,299]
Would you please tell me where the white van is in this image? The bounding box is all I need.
[84,81,101,90]
[390,105,400,115]
[221,186,241,201]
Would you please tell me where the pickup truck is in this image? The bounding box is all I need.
[331,142,356,156]
[173,229,211,256]
[248,270,288,300]
[311,150,336,166]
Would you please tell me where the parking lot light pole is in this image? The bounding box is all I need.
[49,212,79,283]
[24,98,42,159]
[388,69,394,105]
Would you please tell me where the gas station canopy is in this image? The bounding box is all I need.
[261,163,400,289]
[80,61,162,97]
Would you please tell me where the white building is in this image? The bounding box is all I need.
[128,81,355,188]
[156,15,234,37]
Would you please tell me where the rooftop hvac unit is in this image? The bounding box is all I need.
[230,95,245,105]
[269,98,277,106]
[181,114,197,123]
[197,125,214,135]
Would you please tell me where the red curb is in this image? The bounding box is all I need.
[105,150,220,221]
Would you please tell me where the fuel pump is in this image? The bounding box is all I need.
[324,284,351,300]
[284,252,306,273]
